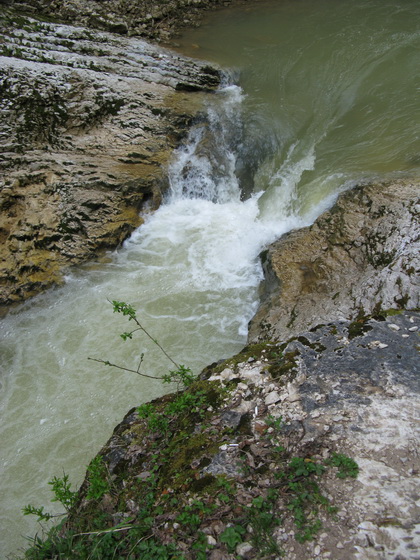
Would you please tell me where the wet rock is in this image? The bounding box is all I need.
[5,0,246,43]
[0,9,220,306]
[249,179,420,342]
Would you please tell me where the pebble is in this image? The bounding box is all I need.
[336,542,344,549]
[314,544,321,555]
[388,323,400,331]
[236,542,253,557]
[265,391,281,405]
[368,340,388,349]
[408,326,418,331]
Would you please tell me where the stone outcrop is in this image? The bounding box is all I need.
[2,0,250,43]
[0,9,220,306]
[30,310,419,559]
[249,178,420,343]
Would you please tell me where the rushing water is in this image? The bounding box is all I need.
[1,0,420,555]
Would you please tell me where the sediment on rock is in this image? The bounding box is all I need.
[249,178,420,343]
[0,9,221,306]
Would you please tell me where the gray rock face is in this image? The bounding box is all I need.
[0,9,220,305]
[249,179,420,343]
[208,311,420,559]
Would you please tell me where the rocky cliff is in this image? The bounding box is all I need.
[0,8,220,306]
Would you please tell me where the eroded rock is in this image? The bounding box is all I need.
[0,10,220,305]
[46,311,419,559]
[3,0,248,43]
[249,179,420,342]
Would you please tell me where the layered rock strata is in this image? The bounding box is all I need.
[249,178,420,343]
[2,0,250,43]
[0,10,220,305]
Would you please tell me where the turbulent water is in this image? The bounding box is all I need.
[1,0,420,555]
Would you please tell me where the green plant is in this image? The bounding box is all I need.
[22,504,54,523]
[86,457,110,500]
[288,457,325,478]
[265,414,283,432]
[220,525,245,552]
[247,490,281,555]
[89,301,194,391]
[23,473,77,523]
[327,452,359,478]
[192,531,210,560]
[48,473,77,510]
[284,457,328,542]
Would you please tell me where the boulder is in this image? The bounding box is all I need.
[249,178,420,342]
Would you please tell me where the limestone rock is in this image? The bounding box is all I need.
[0,9,220,306]
[58,311,419,560]
[249,179,420,342]
[4,0,244,42]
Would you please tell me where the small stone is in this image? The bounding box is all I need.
[402,334,410,338]
[314,544,321,555]
[265,391,281,405]
[368,340,388,349]
[220,368,235,380]
[388,323,400,331]
[236,542,253,557]
[207,535,217,546]
[336,542,344,549]
[136,471,151,480]
[408,326,418,331]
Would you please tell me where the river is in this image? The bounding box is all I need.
[1,0,419,556]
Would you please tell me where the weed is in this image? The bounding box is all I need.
[86,457,110,500]
[23,472,76,525]
[327,452,359,478]
[265,413,283,432]
[220,524,246,552]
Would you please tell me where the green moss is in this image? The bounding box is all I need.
[208,342,271,376]
[347,310,373,339]
[296,336,326,353]
[268,349,300,380]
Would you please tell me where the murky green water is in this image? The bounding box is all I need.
[1,0,419,556]
[175,0,420,213]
